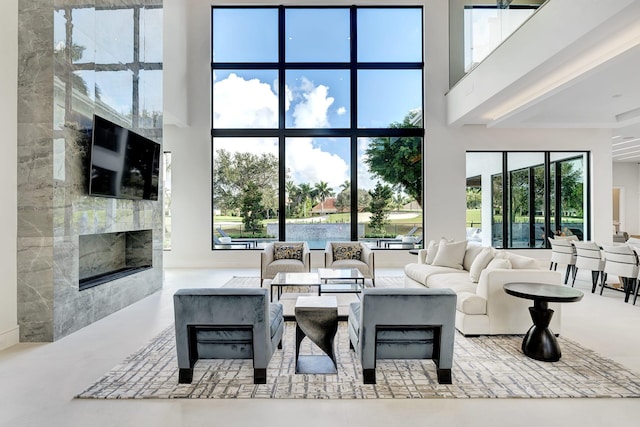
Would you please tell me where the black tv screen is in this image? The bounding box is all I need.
[89,115,160,200]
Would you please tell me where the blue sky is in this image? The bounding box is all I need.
[212,7,423,193]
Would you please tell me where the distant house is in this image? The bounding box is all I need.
[311,197,337,215]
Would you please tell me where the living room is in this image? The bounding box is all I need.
[1,0,640,426]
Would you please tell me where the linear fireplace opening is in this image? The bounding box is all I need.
[79,230,153,291]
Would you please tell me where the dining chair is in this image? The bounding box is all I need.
[548,237,577,284]
[572,241,605,293]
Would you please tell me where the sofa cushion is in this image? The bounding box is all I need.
[332,243,362,261]
[265,259,306,276]
[331,259,371,276]
[432,240,467,270]
[425,272,476,294]
[404,263,462,285]
[463,242,485,271]
[456,291,487,315]
[469,247,494,283]
[273,243,303,261]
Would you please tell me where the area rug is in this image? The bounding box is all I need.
[76,277,640,399]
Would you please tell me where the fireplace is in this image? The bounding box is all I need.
[78,230,153,291]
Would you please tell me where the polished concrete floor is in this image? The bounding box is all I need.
[1,267,639,427]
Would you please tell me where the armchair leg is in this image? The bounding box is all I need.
[178,368,193,384]
[254,368,267,384]
[363,368,376,384]
[437,368,452,384]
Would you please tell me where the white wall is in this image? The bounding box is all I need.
[613,163,640,235]
[0,0,19,350]
[163,0,614,269]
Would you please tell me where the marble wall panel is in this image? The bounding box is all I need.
[17,0,163,342]
[17,237,54,342]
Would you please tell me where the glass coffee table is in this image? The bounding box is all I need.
[318,268,366,296]
[270,272,321,302]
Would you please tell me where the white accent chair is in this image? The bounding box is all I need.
[260,242,311,286]
[324,242,375,286]
[548,236,577,284]
[572,241,605,293]
[601,244,638,302]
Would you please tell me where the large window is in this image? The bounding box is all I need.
[211,6,424,250]
[466,152,589,249]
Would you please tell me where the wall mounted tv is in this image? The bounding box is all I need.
[89,115,160,200]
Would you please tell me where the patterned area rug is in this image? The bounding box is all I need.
[75,277,640,399]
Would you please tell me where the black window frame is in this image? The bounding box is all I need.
[210,5,425,250]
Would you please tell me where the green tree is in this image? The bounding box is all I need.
[560,160,584,217]
[335,185,372,213]
[368,182,393,236]
[297,183,313,217]
[466,187,481,209]
[365,110,422,207]
[240,182,264,234]
[313,181,334,214]
[213,149,278,217]
[392,191,410,211]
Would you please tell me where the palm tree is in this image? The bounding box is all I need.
[298,183,313,218]
[285,180,297,215]
[314,181,334,214]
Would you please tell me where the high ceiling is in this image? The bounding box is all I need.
[447,0,640,163]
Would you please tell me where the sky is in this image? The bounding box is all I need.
[212,7,423,194]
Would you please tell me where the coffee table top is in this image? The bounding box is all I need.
[271,272,321,286]
[504,282,584,303]
[295,295,338,310]
[318,268,364,280]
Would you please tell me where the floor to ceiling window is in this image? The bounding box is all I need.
[211,6,424,250]
[466,151,589,249]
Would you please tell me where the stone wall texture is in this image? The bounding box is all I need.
[17,0,163,342]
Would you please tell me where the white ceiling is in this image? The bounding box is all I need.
[447,0,640,163]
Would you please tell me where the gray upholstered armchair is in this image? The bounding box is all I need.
[173,288,284,384]
[260,241,311,286]
[348,288,457,384]
[324,241,375,286]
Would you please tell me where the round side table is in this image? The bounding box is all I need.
[503,282,583,362]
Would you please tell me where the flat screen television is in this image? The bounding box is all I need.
[89,115,160,200]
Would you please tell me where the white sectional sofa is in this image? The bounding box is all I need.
[404,240,562,336]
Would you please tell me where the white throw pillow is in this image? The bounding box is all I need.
[431,240,467,270]
[463,242,484,271]
[504,252,539,269]
[424,240,439,264]
[485,258,512,270]
[468,247,494,283]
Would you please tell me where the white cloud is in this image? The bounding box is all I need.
[213,73,278,128]
[336,106,346,116]
[287,138,348,190]
[213,73,349,189]
[291,77,334,128]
